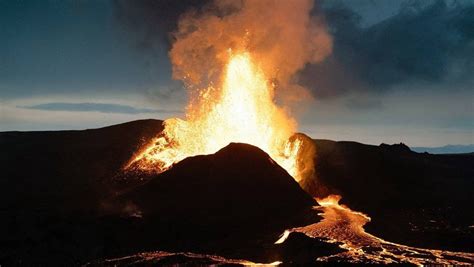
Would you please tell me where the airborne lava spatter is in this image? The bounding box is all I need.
[127,52,310,181]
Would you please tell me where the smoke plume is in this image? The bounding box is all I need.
[169,0,332,105]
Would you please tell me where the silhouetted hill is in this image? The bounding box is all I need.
[0,120,164,264]
[0,119,164,213]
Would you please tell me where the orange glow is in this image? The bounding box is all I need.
[275,195,474,265]
[315,194,342,207]
[126,51,309,181]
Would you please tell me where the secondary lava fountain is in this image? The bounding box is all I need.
[127,51,308,181]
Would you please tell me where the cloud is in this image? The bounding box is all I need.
[300,0,474,98]
[22,102,180,115]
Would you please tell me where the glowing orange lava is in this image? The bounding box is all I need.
[276,195,474,265]
[126,51,310,181]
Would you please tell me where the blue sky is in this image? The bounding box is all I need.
[0,0,472,147]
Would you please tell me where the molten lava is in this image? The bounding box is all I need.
[127,52,310,181]
[276,195,474,265]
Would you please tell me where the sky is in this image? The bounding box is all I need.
[0,0,473,147]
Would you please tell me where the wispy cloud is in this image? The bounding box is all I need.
[22,102,180,114]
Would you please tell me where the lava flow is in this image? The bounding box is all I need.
[277,195,474,265]
[96,251,282,266]
[126,52,311,181]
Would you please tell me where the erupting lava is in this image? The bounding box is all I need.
[127,51,310,181]
[124,0,330,182]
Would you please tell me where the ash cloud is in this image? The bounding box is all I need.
[302,0,474,98]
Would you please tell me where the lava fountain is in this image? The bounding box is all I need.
[124,0,333,182]
[127,51,307,181]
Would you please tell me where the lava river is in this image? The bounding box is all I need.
[276,195,474,266]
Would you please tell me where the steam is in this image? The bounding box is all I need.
[170,0,332,105]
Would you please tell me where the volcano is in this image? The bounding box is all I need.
[1,120,473,265]
[0,121,326,265]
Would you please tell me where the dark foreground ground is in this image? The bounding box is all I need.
[0,119,473,265]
